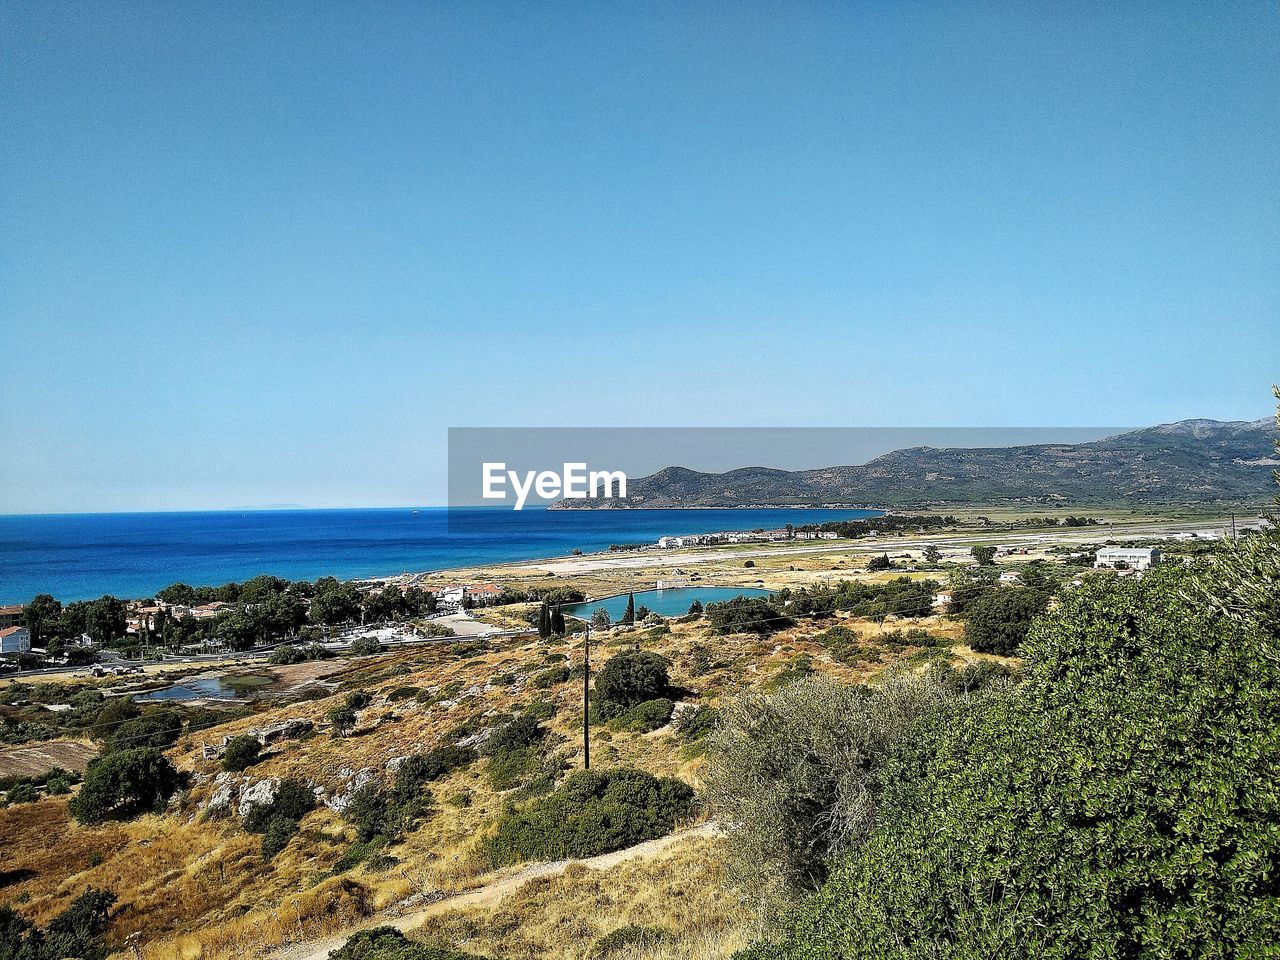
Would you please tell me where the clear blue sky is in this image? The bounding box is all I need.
[1,2,1276,512]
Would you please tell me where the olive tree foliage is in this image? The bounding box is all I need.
[778,557,1280,960]
[1189,385,1280,637]
[704,671,960,910]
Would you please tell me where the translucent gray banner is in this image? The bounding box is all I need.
[447,426,1139,510]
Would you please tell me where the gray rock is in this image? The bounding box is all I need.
[238,777,281,818]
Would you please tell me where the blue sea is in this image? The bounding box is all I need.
[0,507,880,604]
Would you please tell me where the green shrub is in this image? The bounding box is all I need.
[398,745,477,789]
[222,734,262,772]
[1,782,38,806]
[243,778,315,833]
[327,705,358,737]
[107,710,183,752]
[591,925,668,956]
[672,705,719,742]
[609,698,674,733]
[351,636,383,655]
[706,597,792,635]
[483,715,545,756]
[260,815,298,860]
[328,926,490,960]
[344,782,392,843]
[783,558,1280,958]
[387,686,421,701]
[705,673,950,907]
[532,666,571,688]
[333,836,387,873]
[963,588,1049,655]
[0,887,116,960]
[521,700,556,721]
[594,650,669,708]
[68,748,181,824]
[484,768,696,866]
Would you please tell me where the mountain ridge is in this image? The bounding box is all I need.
[553,417,1278,509]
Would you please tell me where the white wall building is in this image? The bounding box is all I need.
[1094,547,1161,571]
[0,626,31,655]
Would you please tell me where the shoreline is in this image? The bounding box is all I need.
[1,505,1264,606]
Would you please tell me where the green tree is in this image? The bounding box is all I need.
[706,673,953,908]
[327,705,358,737]
[706,597,792,635]
[310,581,363,628]
[866,554,893,572]
[963,588,1049,655]
[594,650,669,708]
[222,734,262,772]
[923,545,942,565]
[550,605,566,636]
[537,600,552,639]
[351,635,383,655]
[0,887,117,960]
[84,596,126,646]
[779,557,1280,959]
[108,711,183,752]
[970,545,997,565]
[687,599,704,615]
[621,593,636,626]
[68,748,181,824]
[22,594,62,646]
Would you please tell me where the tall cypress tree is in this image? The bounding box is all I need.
[537,600,552,639]
[551,605,565,636]
[622,592,635,626]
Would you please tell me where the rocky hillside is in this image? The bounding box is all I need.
[555,418,1278,508]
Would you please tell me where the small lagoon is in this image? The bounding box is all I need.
[134,674,272,703]
[563,586,772,622]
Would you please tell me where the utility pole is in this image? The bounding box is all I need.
[582,624,591,770]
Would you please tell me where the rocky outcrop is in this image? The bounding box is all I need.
[325,767,379,813]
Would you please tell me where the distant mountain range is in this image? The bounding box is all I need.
[553,418,1279,509]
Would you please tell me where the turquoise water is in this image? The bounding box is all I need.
[564,586,772,622]
[0,506,879,603]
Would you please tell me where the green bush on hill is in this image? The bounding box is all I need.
[68,747,181,824]
[770,546,1280,958]
[706,672,953,908]
[243,777,315,860]
[107,710,183,752]
[591,650,672,723]
[0,888,116,960]
[484,768,696,866]
[329,926,492,960]
[962,587,1049,655]
[222,734,262,772]
[705,597,792,635]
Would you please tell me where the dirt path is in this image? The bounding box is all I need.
[266,822,720,960]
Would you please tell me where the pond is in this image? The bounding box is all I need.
[134,673,273,702]
[563,586,772,622]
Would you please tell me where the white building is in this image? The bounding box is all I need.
[999,570,1023,585]
[0,626,31,655]
[1094,547,1161,571]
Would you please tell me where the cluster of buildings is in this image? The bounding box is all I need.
[125,599,229,634]
[0,605,31,654]
[1093,547,1161,571]
[430,582,503,611]
[656,528,840,549]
